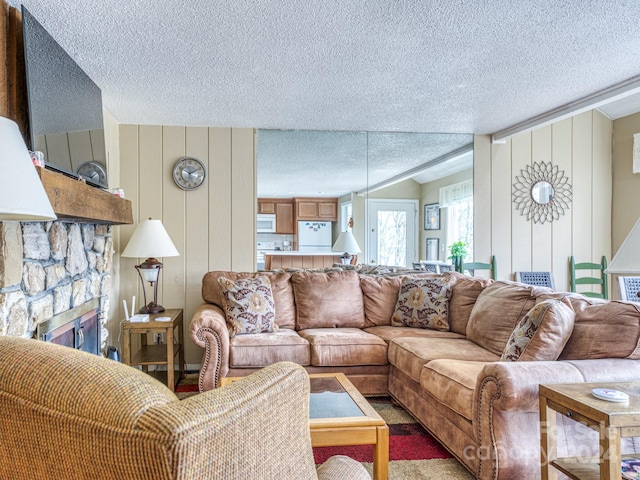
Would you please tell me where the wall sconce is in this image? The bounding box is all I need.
[121,218,179,313]
[0,116,56,221]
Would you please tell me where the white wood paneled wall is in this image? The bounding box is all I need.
[103,111,121,350]
[473,110,612,293]
[610,111,640,300]
[116,125,255,364]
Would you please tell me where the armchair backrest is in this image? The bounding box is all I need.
[0,336,322,480]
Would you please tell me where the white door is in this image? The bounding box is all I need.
[367,200,418,267]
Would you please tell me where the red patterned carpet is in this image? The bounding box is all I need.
[176,375,473,479]
[312,397,451,464]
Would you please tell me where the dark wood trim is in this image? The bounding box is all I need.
[0,1,29,141]
[0,2,8,117]
[7,4,29,142]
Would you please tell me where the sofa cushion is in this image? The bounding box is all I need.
[291,270,365,329]
[229,329,310,367]
[501,299,575,361]
[203,271,296,329]
[466,281,553,356]
[218,276,278,336]
[391,276,455,331]
[388,337,499,383]
[421,359,488,421]
[360,275,403,327]
[298,328,388,366]
[364,325,465,343]
[548,294,640,360]
[446,271,494,335]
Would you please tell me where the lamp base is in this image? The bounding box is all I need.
[140,303,165,314]
[339,254,353,265]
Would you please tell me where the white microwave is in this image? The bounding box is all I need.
[257,214,277,233]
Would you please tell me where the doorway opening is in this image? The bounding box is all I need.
[367,199,418,268]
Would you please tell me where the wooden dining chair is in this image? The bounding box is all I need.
[461,256,497,280]
[569,256,608,299]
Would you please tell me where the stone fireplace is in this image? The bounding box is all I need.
[0,220,113,351]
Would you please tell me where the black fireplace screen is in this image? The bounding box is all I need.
[36,298,101,356]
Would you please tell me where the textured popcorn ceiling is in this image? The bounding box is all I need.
[256,130,473,197]
[10,0,640,134]
[9,1,640,196]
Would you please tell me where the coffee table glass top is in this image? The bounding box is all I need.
[309,376,365,419]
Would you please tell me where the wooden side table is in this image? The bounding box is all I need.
[122,309,185,392]
[539,381,640,480]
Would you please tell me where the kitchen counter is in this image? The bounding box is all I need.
[265,251,338,255]
[264,251,357,270]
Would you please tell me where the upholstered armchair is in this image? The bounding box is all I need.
[0,336,370,480]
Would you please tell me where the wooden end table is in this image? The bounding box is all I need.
[122,309,185,391]
[222,372,389,480]
[540,381,640,480]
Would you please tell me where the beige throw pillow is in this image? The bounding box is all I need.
[291,270,365,329]
[391,275,456,331]
[466,281,553,356]
[217,276,278,336]
[500,299,575,361]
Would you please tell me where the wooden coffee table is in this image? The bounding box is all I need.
[222,372,389,480]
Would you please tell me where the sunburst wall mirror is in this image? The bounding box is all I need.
[512,161,572,224]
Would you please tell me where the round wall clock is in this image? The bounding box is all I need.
[172,157,207,190]
[76,161,108,187]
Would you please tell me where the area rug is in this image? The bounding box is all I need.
[176,374,474,480]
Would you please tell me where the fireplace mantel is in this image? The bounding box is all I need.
[36,167,133,225]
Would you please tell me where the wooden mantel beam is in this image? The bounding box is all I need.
[36,167,133,225]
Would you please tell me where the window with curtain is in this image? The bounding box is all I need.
[439,180,473,261]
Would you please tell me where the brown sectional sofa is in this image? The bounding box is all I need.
[190,268,640,480]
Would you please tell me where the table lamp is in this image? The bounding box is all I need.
[122,218,179,313]
[0,116,56,221]
[332,231,361,265]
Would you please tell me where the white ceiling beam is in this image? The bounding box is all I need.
[491,74,640,143]
[357,143,474,195]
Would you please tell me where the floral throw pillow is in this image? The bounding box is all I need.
[391,275,456,331]
[217,276,278,337]
[501,299,575,362]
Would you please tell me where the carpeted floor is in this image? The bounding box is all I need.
[176,374,474,480]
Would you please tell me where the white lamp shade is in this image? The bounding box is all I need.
[121,219,179,258]
[0,116,56,221]
[606,215,640,274]
[332,231,361,254]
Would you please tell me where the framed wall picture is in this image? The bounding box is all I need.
[424,203,440,230]
[426,238,439,261]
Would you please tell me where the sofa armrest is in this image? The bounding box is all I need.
[473,359,640,480]
[475,358,640,415]
[189,303,230,391]
[474,361,583,415]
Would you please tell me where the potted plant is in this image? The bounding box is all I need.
[448,241,468,273]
